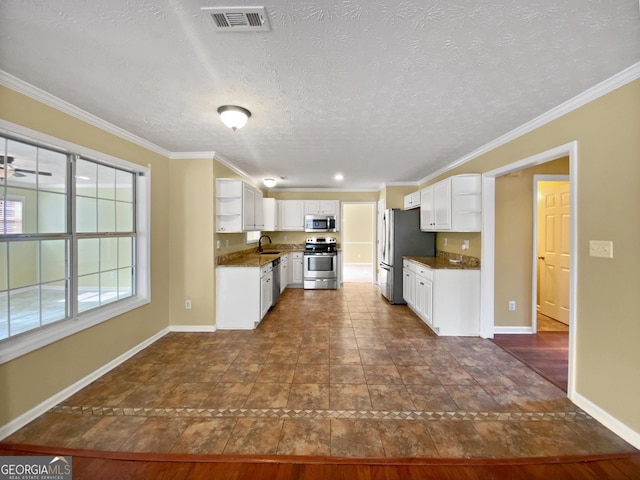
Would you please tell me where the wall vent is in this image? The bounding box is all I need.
[201,7,270,32]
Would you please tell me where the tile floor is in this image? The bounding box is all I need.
[5,284,635,458]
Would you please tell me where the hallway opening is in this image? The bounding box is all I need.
[341,202,376,283]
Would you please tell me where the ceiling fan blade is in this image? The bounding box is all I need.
[14,168,53,176]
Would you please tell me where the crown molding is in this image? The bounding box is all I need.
[383,181,421,187]
[212,152,259,185]
[418,61,640,184]
[169,151,216,160]
[269,186,380,193]
[0,69,172,159]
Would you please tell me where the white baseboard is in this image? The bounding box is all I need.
[169,325,217,332]
[493,326,535,334]
[571,391,640,450]
[0,327,170,440]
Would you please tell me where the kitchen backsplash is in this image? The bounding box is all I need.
[436,250,481,268]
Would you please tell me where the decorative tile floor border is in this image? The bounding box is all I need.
[50,405,591,422]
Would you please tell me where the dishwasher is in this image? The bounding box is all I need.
[271,257,281,306]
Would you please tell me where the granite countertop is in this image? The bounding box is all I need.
[404,256,480,270]
[217,251,289,267]
[217,246,305,267]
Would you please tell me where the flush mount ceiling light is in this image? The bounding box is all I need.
[334,173,344,181]
[263,178,276,188]
[217,105,251,131]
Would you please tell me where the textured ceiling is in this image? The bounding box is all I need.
[1,1,639,189]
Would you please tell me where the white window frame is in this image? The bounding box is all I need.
[0,121,151,364]
[246,230,261,244]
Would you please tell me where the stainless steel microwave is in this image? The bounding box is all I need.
[304,214,337,232]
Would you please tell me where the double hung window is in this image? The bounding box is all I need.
[0,131,149,361]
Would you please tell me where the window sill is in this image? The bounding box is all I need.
[0,295,151,364]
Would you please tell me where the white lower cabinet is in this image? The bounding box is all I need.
[414,266,433,327]
[403,259,480,336]
[280,255,288,292]
[289,252,304,286]
[217,265,272,330]
[260,263,273,319]
[402,260,416,306]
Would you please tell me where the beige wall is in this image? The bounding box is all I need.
[169,158,216,327]
[0,86,171,426]
[432,80,640,433]
[342,203,375,263]
[494,158,569,326]
[435,232,482,258]
[378,185,415,210]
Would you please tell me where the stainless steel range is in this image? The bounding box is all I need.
[303,237,338,289]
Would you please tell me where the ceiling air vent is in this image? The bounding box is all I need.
[202,6,270,32]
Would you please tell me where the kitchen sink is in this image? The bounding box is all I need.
[259,251,281,255]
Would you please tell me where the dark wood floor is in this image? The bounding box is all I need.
[2,443,639,480]
[491,331,568,391]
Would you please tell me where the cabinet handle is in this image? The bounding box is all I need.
[538,256,545,260]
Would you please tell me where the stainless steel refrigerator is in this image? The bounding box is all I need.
[379,208,436,304]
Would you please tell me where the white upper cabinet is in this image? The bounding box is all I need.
[304,200,338,215]
[215,178,243,233]
[433,179,452,230]
[215,178,264,232]
[242,183,256,231]
[252,188,264,230]
[420,174,481,232]
[261,198,342,231]
[420,186,434,230]
[450,174,481,232]
[404,191,421,210]
[279,200,305,230]
[262,198,279,231]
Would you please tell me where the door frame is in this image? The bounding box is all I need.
[480,141,578,398]
[532,174,570,332]
[341,201,377,284]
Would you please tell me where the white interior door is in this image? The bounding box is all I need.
[537,180,570,324]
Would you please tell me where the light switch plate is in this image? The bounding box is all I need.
[589,240,613,259]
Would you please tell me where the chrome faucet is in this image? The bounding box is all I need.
[257,234,272,253]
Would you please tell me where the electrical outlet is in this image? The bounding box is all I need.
[225,240,230,247]
[462,240,469,250]
[508,301,516,311]
[185,300,192,310]
[284,235,288,241]
[589,240,613,259]
[216,240,221,249]
[443,237,448,246]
